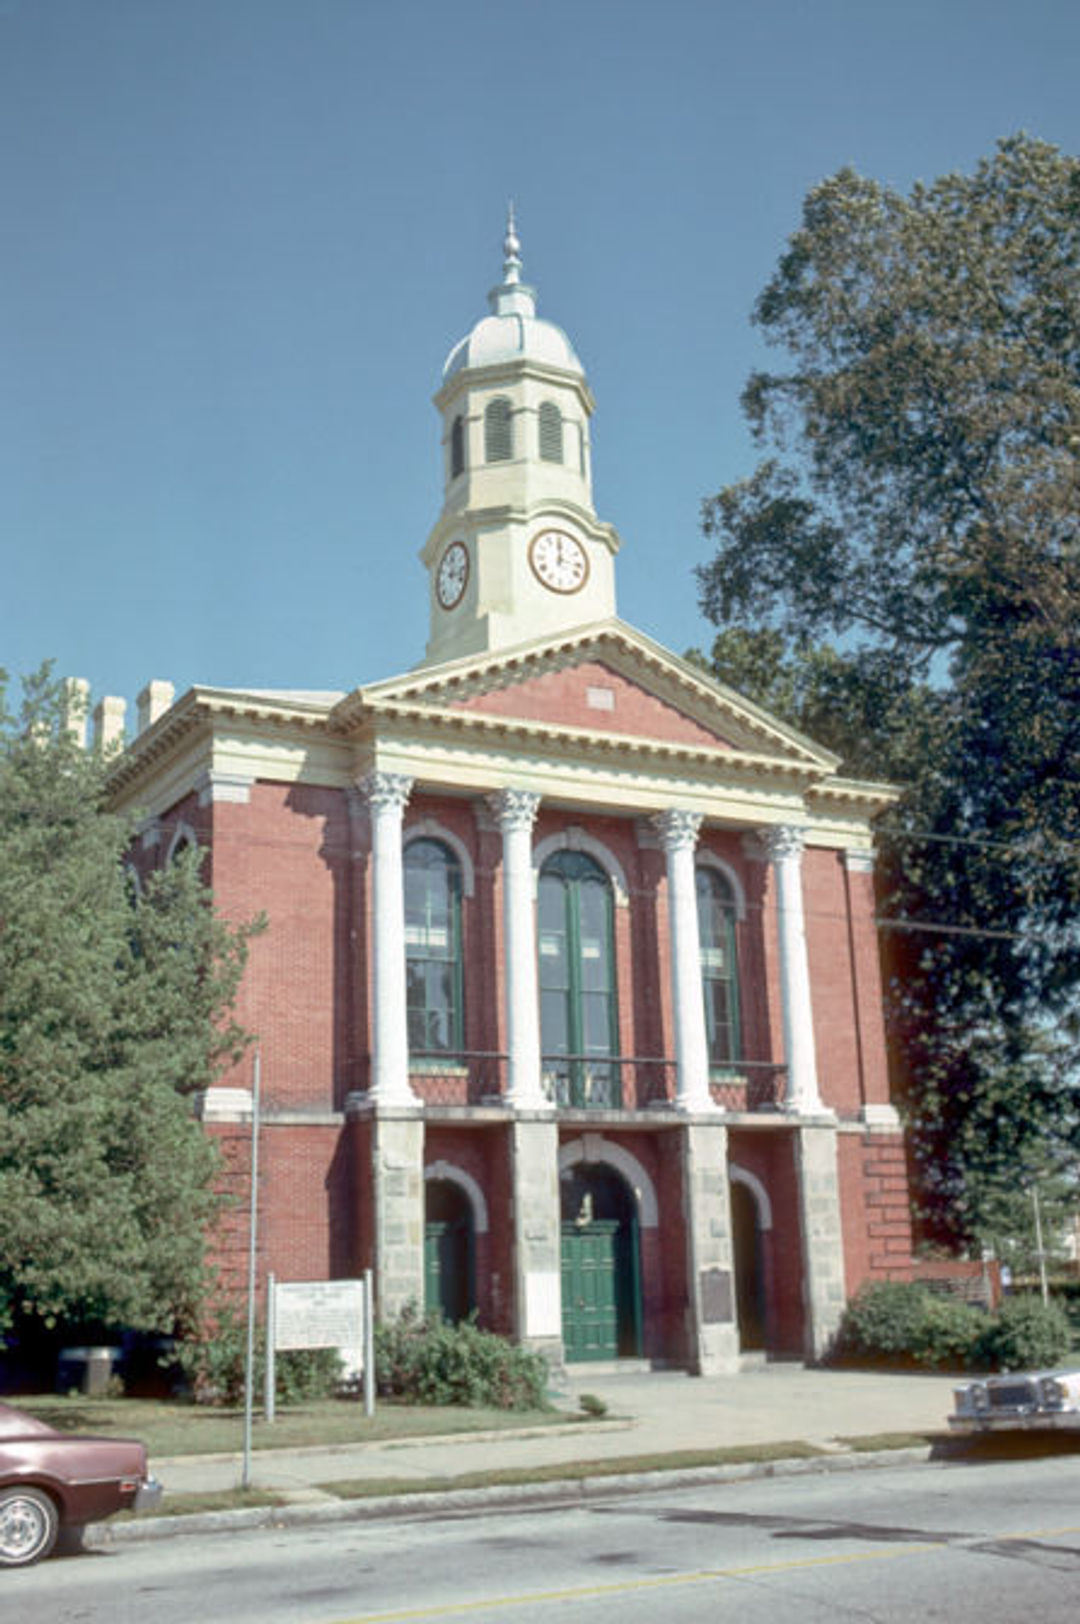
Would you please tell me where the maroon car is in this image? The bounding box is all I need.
[0,1403,162,1566]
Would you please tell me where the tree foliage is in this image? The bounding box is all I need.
[696,135,1080,1248]
[0,667,259,1338]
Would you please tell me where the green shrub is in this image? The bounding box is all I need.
[831,1282,936,1363]
[175,1307,343,1406]
[973,1294,1072,1372]
[907,1293,984,1369]
[830,1281,984,1370]
[375,1307,548,1410]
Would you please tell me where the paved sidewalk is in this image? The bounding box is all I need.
[151,1365,959,1500]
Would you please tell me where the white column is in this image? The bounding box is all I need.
[362,770,415,1106]
[655,809,714,1112]
[761,825,823,1113]
[489,788,545,1109]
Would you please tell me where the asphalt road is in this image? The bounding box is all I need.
[11,1452,1080,1623]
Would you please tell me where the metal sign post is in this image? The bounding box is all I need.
[241,1051,261,1490]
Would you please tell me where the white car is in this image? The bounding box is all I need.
[950,1370,1080,1433]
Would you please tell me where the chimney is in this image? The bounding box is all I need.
[92,695,126,753]
[63,678,90,749]
[136,679,175,735]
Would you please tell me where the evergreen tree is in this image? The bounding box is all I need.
[0,666,259,1338]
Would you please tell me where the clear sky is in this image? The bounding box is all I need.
[3,0,1079,720]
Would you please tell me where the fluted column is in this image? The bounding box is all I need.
[655,808,714,1112]
[362,770,415,1105]
[761,825,822,1113]
[488,788,545,1109]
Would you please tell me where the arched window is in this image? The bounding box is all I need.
[484,396,513,462]
[539,850,619,1106]
[538,400,563,463]
[696,867,741,1065]
[450,415,465,479]
[405,839,463,1056]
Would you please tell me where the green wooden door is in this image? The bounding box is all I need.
[561,1220,620,1361]
[424,1182,473,1323]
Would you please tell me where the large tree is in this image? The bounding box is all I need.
[696,134,1080,1248]
[0,667,258,1339]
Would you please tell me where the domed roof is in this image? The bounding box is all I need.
[442,210,584,382]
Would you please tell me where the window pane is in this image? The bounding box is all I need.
[404,839,463,1054]
[697,866,740,1065]
[541,990,569,1055]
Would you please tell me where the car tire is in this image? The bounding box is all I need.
[0,1486,61,1566]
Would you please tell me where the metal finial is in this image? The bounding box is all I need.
[503,200,522,283]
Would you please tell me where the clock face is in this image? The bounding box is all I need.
[436,540,469,609]
[529,529,589,594]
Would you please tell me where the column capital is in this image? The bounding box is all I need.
[360,770,414,814]
[756,823,806,863]
[486,787,541,835]
[652,807,703,854]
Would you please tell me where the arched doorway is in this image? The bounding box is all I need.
[424,1180,475,1323]
[560,1165,642,1361]
[730,1179,766,1351]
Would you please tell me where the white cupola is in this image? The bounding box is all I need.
[420,210,621,667]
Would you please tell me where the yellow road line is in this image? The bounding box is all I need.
[324,1520,1080,1624]
[325,1542,944,1622]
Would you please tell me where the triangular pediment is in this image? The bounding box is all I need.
[342,619,839,771]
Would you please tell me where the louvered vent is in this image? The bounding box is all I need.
[539,400,564,463]
[484,397,513,462]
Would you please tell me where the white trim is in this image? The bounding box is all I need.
[860,1102,902,1131]
[196,768,253,806]
[729,1163,773,1232]
[196,1087,254,1123]
[425,1160,489,1234]
[559,1134,658,1228]
[166,820,199,863]
[695,850,747,922]
[403,818,476,897]
[534,826,629,907]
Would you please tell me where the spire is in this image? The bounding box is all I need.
[488,202,535,319]
[503,201,522,285]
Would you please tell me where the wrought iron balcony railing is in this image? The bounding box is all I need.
[388,1051,787,1111]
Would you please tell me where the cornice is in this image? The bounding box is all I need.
[806,776,901,817]
[434,358,596,416]
[341,620,837,770]
[104,686,340,800]
[422,499,621,565]
[346,694,829,787]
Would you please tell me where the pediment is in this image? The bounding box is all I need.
[346,621,839,771]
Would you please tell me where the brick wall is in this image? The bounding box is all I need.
[455,660,733,749]
[837,1130,913,1292]
[212,783,356,1110]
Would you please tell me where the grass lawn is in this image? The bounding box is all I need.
[13,1394,576,1459]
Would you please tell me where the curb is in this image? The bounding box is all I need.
[151,1417,630,1470]
[86,1445,934,1549]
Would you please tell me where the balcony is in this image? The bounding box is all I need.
[397,1051,787,1112]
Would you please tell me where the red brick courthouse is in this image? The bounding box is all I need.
[104,219,913,1370]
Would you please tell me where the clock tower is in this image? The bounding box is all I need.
[420,211,621,667]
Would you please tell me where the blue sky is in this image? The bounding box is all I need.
[3,0,1079,719]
